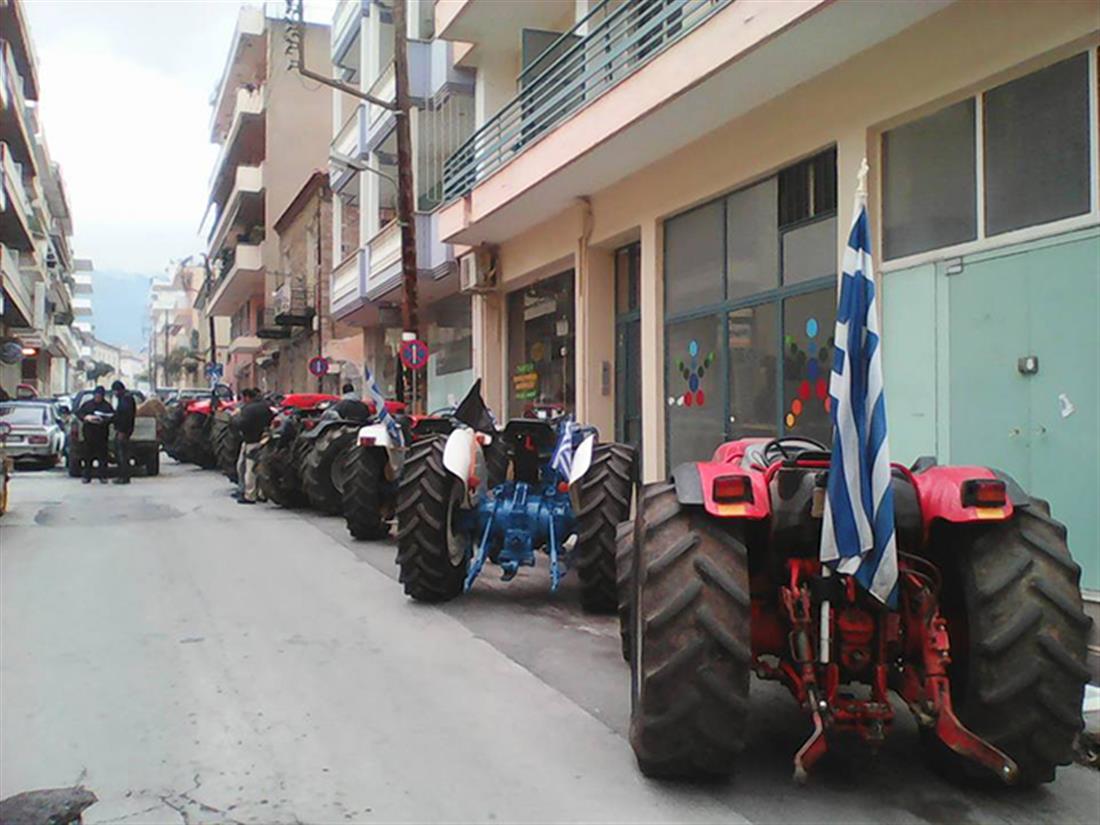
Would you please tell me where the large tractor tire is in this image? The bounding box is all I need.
[616,518,636,661]
[162,404,187,460]
[341,442,391,540]
[483,438,509,490]
[628,482,751,779]
[210,414,241,482]
[301,426,358,515]
[926,498,1090,786]
[257,441,307,508]
[180,413,217,469]
[395,435,468,602]
[573,442,635,613]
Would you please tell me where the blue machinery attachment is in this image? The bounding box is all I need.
[456,418,587,593]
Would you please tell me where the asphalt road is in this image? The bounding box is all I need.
[1,461,1097,824]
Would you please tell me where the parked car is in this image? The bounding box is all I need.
[0,401,67,468]
[67,388,160,477]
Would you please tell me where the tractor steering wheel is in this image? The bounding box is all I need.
[763,436,829,464]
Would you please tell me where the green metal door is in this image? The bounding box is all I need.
[948,231,1100,589]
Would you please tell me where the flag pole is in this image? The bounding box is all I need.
[819,156,871,665]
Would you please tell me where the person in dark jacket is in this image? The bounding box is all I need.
[236,388,273,504]
[77,386,113,483]
[111,380,137,484]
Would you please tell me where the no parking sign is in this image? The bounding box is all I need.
[308,356,330,377]
[399,339,429,371]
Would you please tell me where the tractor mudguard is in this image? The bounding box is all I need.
[357,422,405,475]
[566,433,596,487]
[906,464,1016,531]
[442,428,477,485]
[670,461,771,519]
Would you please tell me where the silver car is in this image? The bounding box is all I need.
[0,401,67,468]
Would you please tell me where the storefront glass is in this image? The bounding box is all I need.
[663,149,838,469]
[506,271,575,419]
[424,292,473,411]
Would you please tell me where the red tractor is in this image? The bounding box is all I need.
[255,393,341,508]
[621,436,1090,786]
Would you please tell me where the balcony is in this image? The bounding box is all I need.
[0,141,32,249]
[49,323,78,361]
[0,242,31,325]
[256,306,291,340]
[332,1,365,66]
[439,0,947,245]
[0,40,35,167]
[228,334,263,355]
[331,248,365,319]
[272,276,314,326]
[208,164,265,255]
[442,0,733,202]
[208,243,264,316]
[333,103,362,160]
[210,7,266,143]
[209,86,265,192]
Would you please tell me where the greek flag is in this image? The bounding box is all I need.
[551,418,577,480]
[819,193,898,607]
[364,367,404,447]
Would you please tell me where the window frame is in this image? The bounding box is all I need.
[879,48,1099,273]
[662,148,839,469]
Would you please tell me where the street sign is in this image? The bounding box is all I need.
[204,362,224,380]
[399,338,429,371]
[308,356,330,377]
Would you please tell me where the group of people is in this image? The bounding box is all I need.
[75,381,137,485]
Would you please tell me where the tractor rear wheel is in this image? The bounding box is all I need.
[210,414,240,482]
[301,426,358,515]
[628,482,751,779]
[257,441,307,508]
[342,442,390,540]
[180,413,217,469]
[616,518,636,661]
[395,435,468,602]
[926,498,1090,786]
[573,442,635,613]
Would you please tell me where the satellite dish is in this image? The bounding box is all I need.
[0,339,23,365]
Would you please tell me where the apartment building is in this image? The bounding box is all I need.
[328,0,475,408]
[0,0,79,397]
[71,257,93,336]
[430,1,1100,600]
[150,267,213,390]
[202,7,334,393]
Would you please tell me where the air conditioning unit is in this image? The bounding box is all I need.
[458,247,496,294]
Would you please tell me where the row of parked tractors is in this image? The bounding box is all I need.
[156,382,1091,787]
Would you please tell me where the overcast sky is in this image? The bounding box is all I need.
[24,1,336,279]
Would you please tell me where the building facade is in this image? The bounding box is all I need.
[0,0,80,397]
[328,0,476,409]
[201,7,336,394]
[429,1,1099,608]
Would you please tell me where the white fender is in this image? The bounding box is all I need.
[356,422,395,449]
[443,428,477,483]
[568,433,596,487]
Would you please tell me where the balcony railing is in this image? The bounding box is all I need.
[442,0,732,201]
[272,275,314,326]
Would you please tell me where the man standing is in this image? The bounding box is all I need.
[111,380,136,485]
[235,388,273,504]
[76,386,113,484]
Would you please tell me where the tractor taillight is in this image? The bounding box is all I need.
[359,435,376,447]
[713,474,752,504]
[962,478,1007,508]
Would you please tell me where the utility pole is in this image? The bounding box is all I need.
[393,0,420,413]
[286,0,419,411]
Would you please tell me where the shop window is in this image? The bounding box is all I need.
[984,53,1090,236]
[726,178,778,300]
[426,294,472,376]
[666,315,725,470]
[615,243,640,314]
[728,303,778,439]
[883,100,977,259]
[665,200,724,315]
[782,216,836,285]
[507,271,575,419]
[781,288,835,445]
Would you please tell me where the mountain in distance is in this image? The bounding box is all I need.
[91,271,153,352]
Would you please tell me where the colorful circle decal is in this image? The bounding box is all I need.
[784,316,832,430]
[679,339,715,408]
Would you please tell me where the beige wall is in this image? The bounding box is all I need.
[470,0,1099,481]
